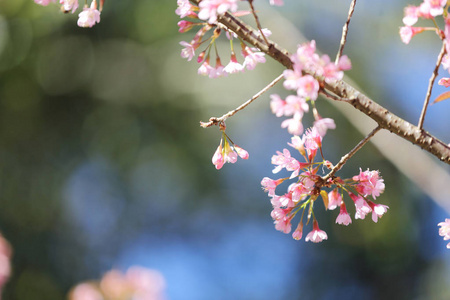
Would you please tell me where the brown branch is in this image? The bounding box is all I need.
[418,42,446,129]
[335,0,357,64]
[216,11,449,164]
[189,1,450,163]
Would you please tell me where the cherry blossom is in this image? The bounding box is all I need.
[270,0,284,6]
[176,0,196,18]
[368,201,389,223]
[60,0,78,13]
[438,219,450,248]
[336,202,352,226]
[403,5,420,26]
[305,220,328,243]
[399,26,425,44]
[292,222,303,240]
[234,145,249,159]
[438,77,450,87]
[224,53,244,74]
[313,117,336,137]
[34,0,56,6]
[327,188,342,210]
[353,168,385,199]
[271,208,292,234]
[261,177,284,196]
[198,0,238,24]
[77,1,101,28]
[212,142,225,170]
[242,47,266,70]
[180,41,197,61]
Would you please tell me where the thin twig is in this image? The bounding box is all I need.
[322,126,382,182]
[247,0,270,46]
[335,0,357,64]
[418,42,447,129]
[200,73,284,128]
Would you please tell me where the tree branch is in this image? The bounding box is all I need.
[211,9,450,164]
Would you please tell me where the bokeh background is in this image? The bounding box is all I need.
[0,0,450,299]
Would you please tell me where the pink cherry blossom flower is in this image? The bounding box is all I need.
[353,169,385,199]
[212,142,224,170]
[400,26,425,44]
[424,0,446,17]
[198,59,214,76]
[60,0,78,13]
[271,208,292,234]
[34,0,56,6]
[296,75,319,100]
[180,41,197,61]
[279,193,297,208]
[337,55,352,71]
[292,222,303,240]
[0,234,11,293]
[198,0,238,24]
[283,69,303,91]
[224,53,244,74]
[234,145,249,159]
[242,47,266,70]
[336,202,352,225]
[271,148,300,174]
[367,201,389,223]
[176,0,196,18]
[178,20,195,33]
[438,218,450,248]
[288,135,305,156]
[288,182,310,202]
[327,188,342,210]
[270,0,284,6]
[284,95,309,118]
[418,2,434,19]
[303,127,322,161]
[403,5,420,26]
[438,77,450,87]
[261,177,284,196]
[349,193,372,220]
[77,1,101,28]
[305,220,328,243]
[442,54,450,71]
[313,117,336,137]
[270,94,286,117]
[281,115,304,136]
[444,16,450,54]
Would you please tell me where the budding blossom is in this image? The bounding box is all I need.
[60,0,79,13]
[438,218,450,249]
[211,133,248,170]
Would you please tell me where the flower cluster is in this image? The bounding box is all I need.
[438,218,450,249]
[68,266,166,300]
[34,0,102,28]
[261,129,388,242]
[400,1,450,86]
[212,129,249,170]
[270,40,350,136]
[176,0,267,78]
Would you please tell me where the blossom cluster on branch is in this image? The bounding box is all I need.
[34,0,102,28]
